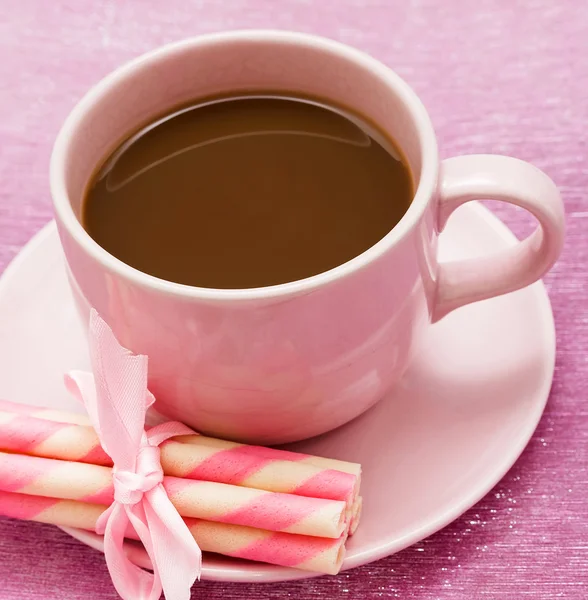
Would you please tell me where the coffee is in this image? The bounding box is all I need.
[82,94,414,289]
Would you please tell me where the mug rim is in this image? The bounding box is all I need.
[50,29,439,302]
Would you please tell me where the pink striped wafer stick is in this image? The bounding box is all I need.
[0,451,346,538]
[0,400,361,476]
[161,438,360,505]
[0,399,358,475]
[0,399,92,425]
[0,402,360,504]
[0,490,346,574]
[0,398,360,473]
[0,408,111,465]
[175,434,361,476]
[348,497,362,536]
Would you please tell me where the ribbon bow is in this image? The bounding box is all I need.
[64,310,202,600]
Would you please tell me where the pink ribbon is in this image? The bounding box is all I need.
[64,310,202,600]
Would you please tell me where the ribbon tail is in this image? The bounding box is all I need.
[102,503,162,600]
[88,309,151,468]
[64,371,103,438]
[145,486,202,600]
[95,504,115,536]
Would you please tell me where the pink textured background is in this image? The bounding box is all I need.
[0,1,586,598]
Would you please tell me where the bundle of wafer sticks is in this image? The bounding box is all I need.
[0,399,361,574]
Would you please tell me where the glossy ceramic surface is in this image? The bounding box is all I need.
[50,32,564,444]
[0,202,555,582]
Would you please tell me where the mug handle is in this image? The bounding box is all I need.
[433,154,565,321]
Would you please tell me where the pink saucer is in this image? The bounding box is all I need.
[0,202,555,583]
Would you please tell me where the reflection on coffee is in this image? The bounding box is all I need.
[82,94,414,288]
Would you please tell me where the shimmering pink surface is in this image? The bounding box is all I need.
[0,1,586,598]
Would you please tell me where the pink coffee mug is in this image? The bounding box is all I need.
[50,31,565,444]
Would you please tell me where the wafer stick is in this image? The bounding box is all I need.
[0,451,346,538]
[0,402,360,503]
[348,497,362,536]
[0,490,346,574]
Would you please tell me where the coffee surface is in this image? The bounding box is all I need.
[83,95,414,288]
